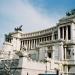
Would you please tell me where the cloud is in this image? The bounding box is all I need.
[0,0,58,46]
[0,0,57,32]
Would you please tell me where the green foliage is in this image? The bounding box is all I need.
[0,59,19,75]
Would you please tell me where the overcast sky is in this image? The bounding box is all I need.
[0,0,75,47]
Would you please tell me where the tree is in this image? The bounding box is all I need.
[0,59,19,75]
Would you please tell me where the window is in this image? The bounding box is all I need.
[54,31,58,40]
[47,47,52,58]
[42,38,44,41]
[21,41,22,46]
[66,47,71,59]
[48,52,52,58]
[47,36,49,41]
[23,40,24,46]
[40,38,41,42]
[31,54,36,60]
[64,26,66,39]
[68,25,71,40]
[60,27,63,38]
[49,36,52,40]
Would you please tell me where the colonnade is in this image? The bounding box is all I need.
[21,34,54,50]
[59,25,71,40]
[57,25,71,61]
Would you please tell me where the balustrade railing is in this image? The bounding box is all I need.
[63,59,75,65]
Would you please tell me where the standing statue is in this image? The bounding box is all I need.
[14,25,23,31]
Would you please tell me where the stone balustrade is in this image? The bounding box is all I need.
[21,26,57,38]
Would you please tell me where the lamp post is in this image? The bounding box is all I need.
[64,44,67,60]
[45,49,48,74]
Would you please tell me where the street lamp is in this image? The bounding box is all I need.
[45,49,48,74]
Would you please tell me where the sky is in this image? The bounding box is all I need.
[0,0,75,47]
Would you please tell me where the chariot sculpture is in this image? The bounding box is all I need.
[14,25,23,31]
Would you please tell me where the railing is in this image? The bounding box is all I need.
[63,59,75,65]
[63,72,75,75]
[21,27,57,38]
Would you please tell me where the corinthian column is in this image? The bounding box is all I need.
[58,27,60,40]
[66,26,68,41]
[63,27,64,40]
[29,40,30,50]
[34,39,36,48]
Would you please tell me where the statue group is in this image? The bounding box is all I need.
[66,9,75,16]
[14,25,23,31]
